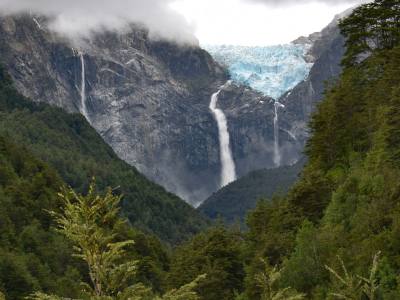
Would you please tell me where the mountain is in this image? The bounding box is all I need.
[0,137,172,299]
[199,159,305,223]
[278,12,347,145]
[168,3,400,299]
[0,14,293,206]
[3,1,400,299]
[0,11,347,208]
[0,64,208,244]
[196,14,347,221]
[203,12,347,175]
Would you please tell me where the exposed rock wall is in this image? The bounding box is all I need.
[0,15,290,206]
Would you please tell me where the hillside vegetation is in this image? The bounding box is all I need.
[168,1,400,299]
[0,65,208,244]
[2,1,400,299]
[199,159,305,223]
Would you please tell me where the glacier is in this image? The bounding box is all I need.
[209,81,237,188]
[204,44,313,99]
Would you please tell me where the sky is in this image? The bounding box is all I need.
[171,0,365,46]
[0,0,367,46]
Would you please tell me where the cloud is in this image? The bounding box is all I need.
[0,0,197,44]
[243,0,367,6]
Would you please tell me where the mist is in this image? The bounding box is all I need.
[0,0,197,44]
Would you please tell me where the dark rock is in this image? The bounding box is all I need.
[0,14,289,206]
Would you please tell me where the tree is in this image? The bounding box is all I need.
[326,252,381,299]
[29,181,203,299]
[253,259,305,300]
[168,225,244,300]
[340,0,400,67]
[50,181,137,298]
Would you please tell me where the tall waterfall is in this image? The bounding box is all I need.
[273,101,285,167]
[79,53,90,121]
[210,82,237,187]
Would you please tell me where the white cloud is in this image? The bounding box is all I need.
[0,0,369,46]
[244,0,365,6]
[171,0,362,46]
[0,0,197,44]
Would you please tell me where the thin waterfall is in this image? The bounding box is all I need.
[273,101,285,167]
[282,128,297,142]
[210,82,237,187]
[80,52,90,122]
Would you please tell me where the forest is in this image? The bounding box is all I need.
[1,0,400,299]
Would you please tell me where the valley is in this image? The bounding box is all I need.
[1,1,400,299]
[0,11,342,207]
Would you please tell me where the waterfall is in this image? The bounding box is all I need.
[273,101,285,167]
[282,128,297,142]
[210,82,237,188]
[80,53,90,122]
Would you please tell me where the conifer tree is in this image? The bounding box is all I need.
[28,181,203,300]
[340,0,400,66]
[254,259,305,300]
[326,252,381,299]
[51,182,138,298]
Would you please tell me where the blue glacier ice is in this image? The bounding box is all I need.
[204,44,313,99]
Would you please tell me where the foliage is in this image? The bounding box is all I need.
[246,197,302,265]
[0,67,196,298]
[29,183,204,300]
[158,275,205,300]
[199,159,305,223]
[0,64,208,245]
[4,1,400,299]
[326,252,381,299]
[0,137,83,300]
[167,225,245,300]
[340,0,400,66]
[253,259,305,300]
[50,182,138,298]
[242,1,400,298]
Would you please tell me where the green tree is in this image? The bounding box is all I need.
[254,259,305,300]
[340,0,400,66]
[280,221,327,295]
[49,182,140,298]
[326,252,381,299]
[30,182,203,299]
[168,225,245,300]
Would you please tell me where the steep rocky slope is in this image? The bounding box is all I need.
[0,14,291,205]
[279,13,347,145]
[197,13,347,220]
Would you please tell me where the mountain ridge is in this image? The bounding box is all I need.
[0,64,208,243]
[199,158,305,223]
[0,14,292,206]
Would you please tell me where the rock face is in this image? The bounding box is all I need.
[279,14,346,146]
[198,14,347,221]
[0,14,287,206]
